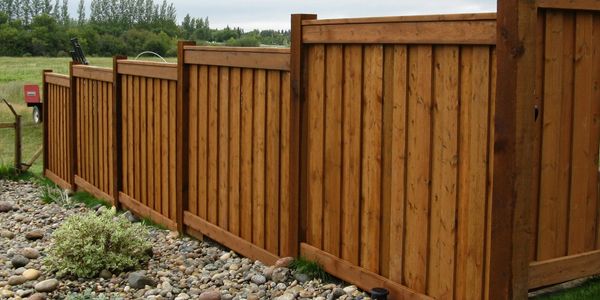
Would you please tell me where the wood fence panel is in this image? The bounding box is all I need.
[183,46,294,264]
[527,8,600,289]
[43,72,73,190]
[72,65,116,204]
[301,15,497,299]
[117,61,179,231]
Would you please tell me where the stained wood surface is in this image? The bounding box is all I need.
[184,48,295,259]
[303,41,496,298]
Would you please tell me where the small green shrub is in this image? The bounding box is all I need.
[41,184,71,206]
[289,257,330,281]
[65,290,109,300]
[45,208,152,278]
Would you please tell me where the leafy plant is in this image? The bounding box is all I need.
[45,208,152,278]
[289,257,330,282]
[40,184,71,206]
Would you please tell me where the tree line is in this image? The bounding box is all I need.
[0,0,290,57]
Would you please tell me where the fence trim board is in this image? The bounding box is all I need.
[119,192,178,231]
[44,73,70,87]
[183,45,290,54]
[529,250,600,289]
[117,61,178,81]
[537,0,600,11]
[300,243,433,300]
[74,175,115,205]
[302,19,497,44]
[183,211,280,265]
[301,12,497,25]
[184,48,290,71]
[72,65,113,82]
[44,169,72,190]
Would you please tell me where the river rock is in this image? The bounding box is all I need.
[250,274,266,285]
[34,279,59,292]
[274,257,294,268]
[11,255,29,268]
[198,290,221,300]
[8,275,27,286]
[25,230,44,240]
[23,269,41,281]
[0,201,13,212]
[128,272,156,289]
[21,248,40,259]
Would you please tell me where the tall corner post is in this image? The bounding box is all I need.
[290,13,317,257]
[489,0,538,299]
[42,69,52,176]
[68,62,78,190]
[176,40,196,233]
[112,55,127,208]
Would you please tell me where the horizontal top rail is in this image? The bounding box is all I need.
[301,12,497,25]
[302,13,497,45]
[117,60,178,81]
[72,65,113,83]
[44,72,70,87]
[183,46,291,71]
[537,0,600,11]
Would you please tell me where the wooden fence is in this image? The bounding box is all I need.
[181,46,296,264]
[42,4,600,299]
[72,64,118,205]
[525,6,600,290]
[117,60,180,231]
[298,13,497,299]
[42,71,73,190]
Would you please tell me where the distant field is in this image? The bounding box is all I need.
[0,56,174,174]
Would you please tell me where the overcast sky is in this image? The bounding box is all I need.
[70,0,497,31]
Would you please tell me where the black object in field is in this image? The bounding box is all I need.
[70,38,88,65]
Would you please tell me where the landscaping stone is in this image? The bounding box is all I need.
[25,230,44,240]
[123,210,139,222]
[294,272,310,283]
[0,201,13,212]
[128,271,156,289]
[23,269,41,281]
[198,290,221,300]
[28,292,47,300]
[99,269,112,279]
[21,248,40,259]
[8,275,28,286]
[11,255,30,268]
[0,230,14,239]
[34,279,59,292]
[250,274,266,285]
[274,256,294,268]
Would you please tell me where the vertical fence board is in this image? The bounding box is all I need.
[404,45,432,293]
[218,67,230,229]
[253,69,267,248]
[240,68,254,241]
[198,67,209,219]
[229,68,241,236]
[266,70,281,254]
[307,45,325,249]
[323,45,343,258]
[428,45,459,299]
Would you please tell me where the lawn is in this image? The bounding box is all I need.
[0,56,173,174]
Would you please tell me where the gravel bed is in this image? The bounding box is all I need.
[0,179,368,300]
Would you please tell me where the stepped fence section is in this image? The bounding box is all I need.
[71,64,118,205]
[41,3,600,298]
[181,45,297,265]
[42,70,73,190]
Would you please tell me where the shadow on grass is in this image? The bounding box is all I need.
[531,277,600,299]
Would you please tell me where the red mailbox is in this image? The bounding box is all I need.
[23,84,43,123]
[24,85,41,105]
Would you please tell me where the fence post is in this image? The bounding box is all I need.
[42,69,52,176]
[113,55,127,208]
[489,0,537,298]
[176,40,196,233]
[290,13,317,257]
[68,62,78,191]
